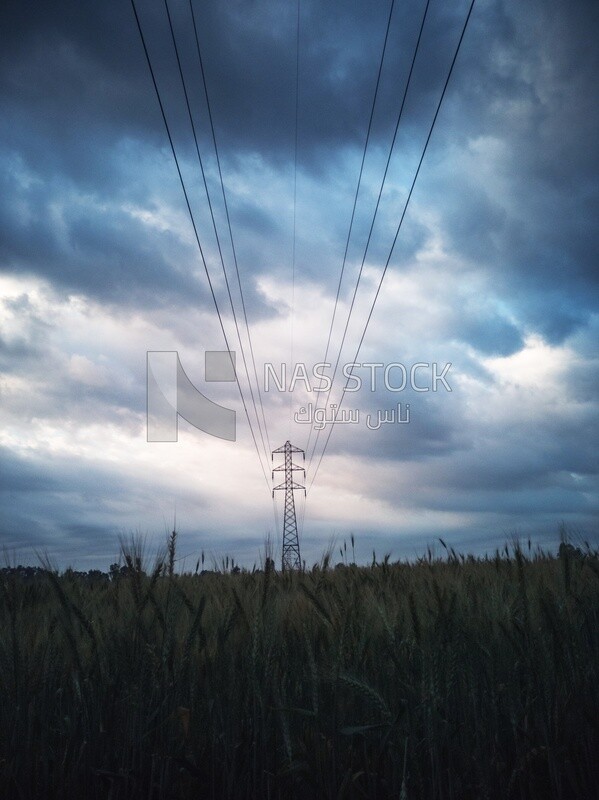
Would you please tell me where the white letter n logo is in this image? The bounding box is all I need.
[146,351,236,442]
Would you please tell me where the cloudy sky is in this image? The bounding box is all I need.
[1,0,597,570]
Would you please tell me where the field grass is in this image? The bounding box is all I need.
[1,538,598,799]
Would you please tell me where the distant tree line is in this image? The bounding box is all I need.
[0,540,587,583]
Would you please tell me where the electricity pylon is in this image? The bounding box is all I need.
[272,441,305,571]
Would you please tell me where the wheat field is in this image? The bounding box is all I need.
[0,538,597,799]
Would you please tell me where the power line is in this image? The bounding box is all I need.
[307,0,431,473]
[188,0,272,458]
[308,0,477,491]
[289,0,301,436]
[163,0,271,472]
[130,0,271,491]
[304,0,396,461]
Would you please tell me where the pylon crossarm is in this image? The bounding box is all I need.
[273,481,304,492]
[272,441,305,455]
[272,461,304,472]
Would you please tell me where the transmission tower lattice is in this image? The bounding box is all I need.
[272,441,305,571]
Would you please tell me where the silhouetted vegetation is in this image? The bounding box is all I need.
[0,537,597,799]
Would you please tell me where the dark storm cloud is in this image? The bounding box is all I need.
[0,0,157,147]
[418,0,599,341]
[0,165,204,304]
[1,0,595,332]
[1,0,476,158]
[454,312,522,356]
[0,0,484,305]
[323,387,469,464]
[368,389,599,523]
[0,0,207,305]
[0,447,58,494]
[3,0,595,165]
[0,445,187,563]
[0,446,122,552]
